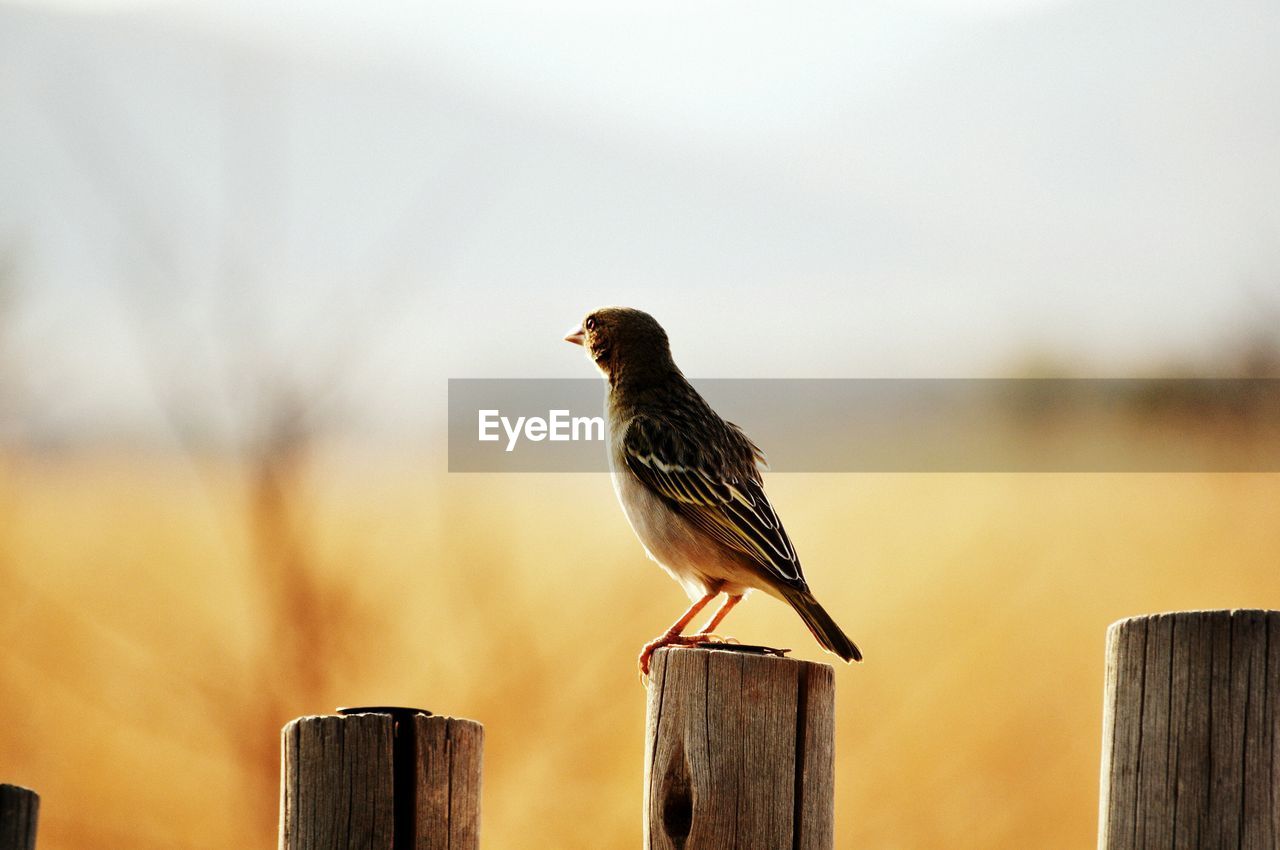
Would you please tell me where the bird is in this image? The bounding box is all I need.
[564,306,861,676]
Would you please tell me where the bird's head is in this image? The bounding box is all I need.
[564,307,676,384]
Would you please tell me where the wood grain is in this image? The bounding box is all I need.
[644,646,836,850]
[279,711,483,850]
[279,713,395,850]
[0,784,39,850]
[415,715,483,850]
[1098,610,1280,850]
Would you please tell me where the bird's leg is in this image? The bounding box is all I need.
[639,591,717,677]
[696,593,744,636]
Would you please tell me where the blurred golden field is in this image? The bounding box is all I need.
[2,448,1277,849]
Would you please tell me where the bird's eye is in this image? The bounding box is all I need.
[584,317,596,330]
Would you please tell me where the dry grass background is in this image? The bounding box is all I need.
[1,449,1278,849]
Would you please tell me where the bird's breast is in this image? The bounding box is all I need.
[609,459,760,601]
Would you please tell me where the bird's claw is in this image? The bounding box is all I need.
[638,632,742,680]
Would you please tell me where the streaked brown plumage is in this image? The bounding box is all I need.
[565,306,861,675]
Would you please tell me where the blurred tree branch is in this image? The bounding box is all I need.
[26,44,494,845]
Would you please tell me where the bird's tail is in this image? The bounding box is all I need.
[781,586,862,663]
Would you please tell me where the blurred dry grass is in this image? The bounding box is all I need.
[1,447,1278,849]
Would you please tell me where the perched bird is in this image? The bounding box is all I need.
[565,306,861,676]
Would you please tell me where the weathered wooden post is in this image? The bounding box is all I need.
[645,647,836,849]
[1098,610,1280,849]
[279,707,483,850]
[0,784,39,850]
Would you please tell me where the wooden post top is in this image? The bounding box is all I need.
[0,784,40,850]
[279,710,483,850]
[644,646,838,850]
[1099,608,1280,850]
[1108,608,1280,632]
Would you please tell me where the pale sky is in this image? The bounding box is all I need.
[1,0,1277,441]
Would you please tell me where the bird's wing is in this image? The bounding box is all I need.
[621,415,806,591]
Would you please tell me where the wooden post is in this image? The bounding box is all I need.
[0,784,39,850]
[279,707,483,850]
[644,647,836,849]
[1098,610,1280,849]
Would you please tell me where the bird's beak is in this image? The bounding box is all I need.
[564,326,586,346]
